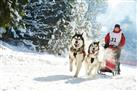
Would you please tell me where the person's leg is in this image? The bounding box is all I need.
[115,49,121,74]
[117,62,120,74]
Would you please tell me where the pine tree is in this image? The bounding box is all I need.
[70,0,107,40]
[23,0,73,55]
[85,0,107,39]
[0,0,28,27]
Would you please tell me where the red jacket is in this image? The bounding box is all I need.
[105,30,126,48]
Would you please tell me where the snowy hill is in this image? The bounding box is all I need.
[0,42,137,91]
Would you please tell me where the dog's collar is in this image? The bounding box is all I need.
[88,49,99,54]
[87,50,99,57]
[80,50,86,55]
[71,46,86,58]
[70,46,85,53]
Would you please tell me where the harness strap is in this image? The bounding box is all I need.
[71,46,86,62]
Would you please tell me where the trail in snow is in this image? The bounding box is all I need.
[0,42,137,91]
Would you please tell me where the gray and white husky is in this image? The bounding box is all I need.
[85,42,101,78]
[69,33,86,77]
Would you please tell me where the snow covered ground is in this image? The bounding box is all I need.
[0,42,137,91]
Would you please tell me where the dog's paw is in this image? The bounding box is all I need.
[88,76,95,80]
[87,75,96,80]
[86,71,90,76]
[74,75,78,78]
[86,73,90,76]
[69,68,72,72]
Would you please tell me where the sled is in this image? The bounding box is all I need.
[100,59,116,71]
[99,48,117,75]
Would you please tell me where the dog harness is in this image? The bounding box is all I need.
[87,49,99,64]
[70,46,86,61]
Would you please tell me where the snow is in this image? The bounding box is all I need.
[0,42,137,91]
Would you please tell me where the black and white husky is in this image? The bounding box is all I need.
[69,33,86,77]
[85,42,101,78]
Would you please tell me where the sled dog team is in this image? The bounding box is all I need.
[69,24,126,78]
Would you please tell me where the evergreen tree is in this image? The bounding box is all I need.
[0,0,107,55]
[71,0,107,40]
[23,0,73,55]
[0,0,28,27]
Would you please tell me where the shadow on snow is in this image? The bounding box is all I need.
[33,74,112,84]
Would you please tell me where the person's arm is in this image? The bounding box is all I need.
[105,33,110,44]
[119,33,126,48]
[104,33,110,48]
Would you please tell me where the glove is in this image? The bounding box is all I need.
[104,43,109,49]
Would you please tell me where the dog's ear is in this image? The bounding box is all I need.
[74,31,78,36]
[96,41,100,45]
[81,32,83,36]
[75,30,79,35]
[94,41,99,45]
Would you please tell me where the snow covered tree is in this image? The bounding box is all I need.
[85,0,107,39]
[23,0,74,55]
[0,0,107,55]
[70,0,107,40]
[0,0,28,27]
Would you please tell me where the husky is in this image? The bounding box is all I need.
[69,33,86,77]
[85,41,101,78]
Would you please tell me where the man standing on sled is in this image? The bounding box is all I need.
[104,24,126,75]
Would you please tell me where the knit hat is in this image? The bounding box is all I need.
[114,24,120,28]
